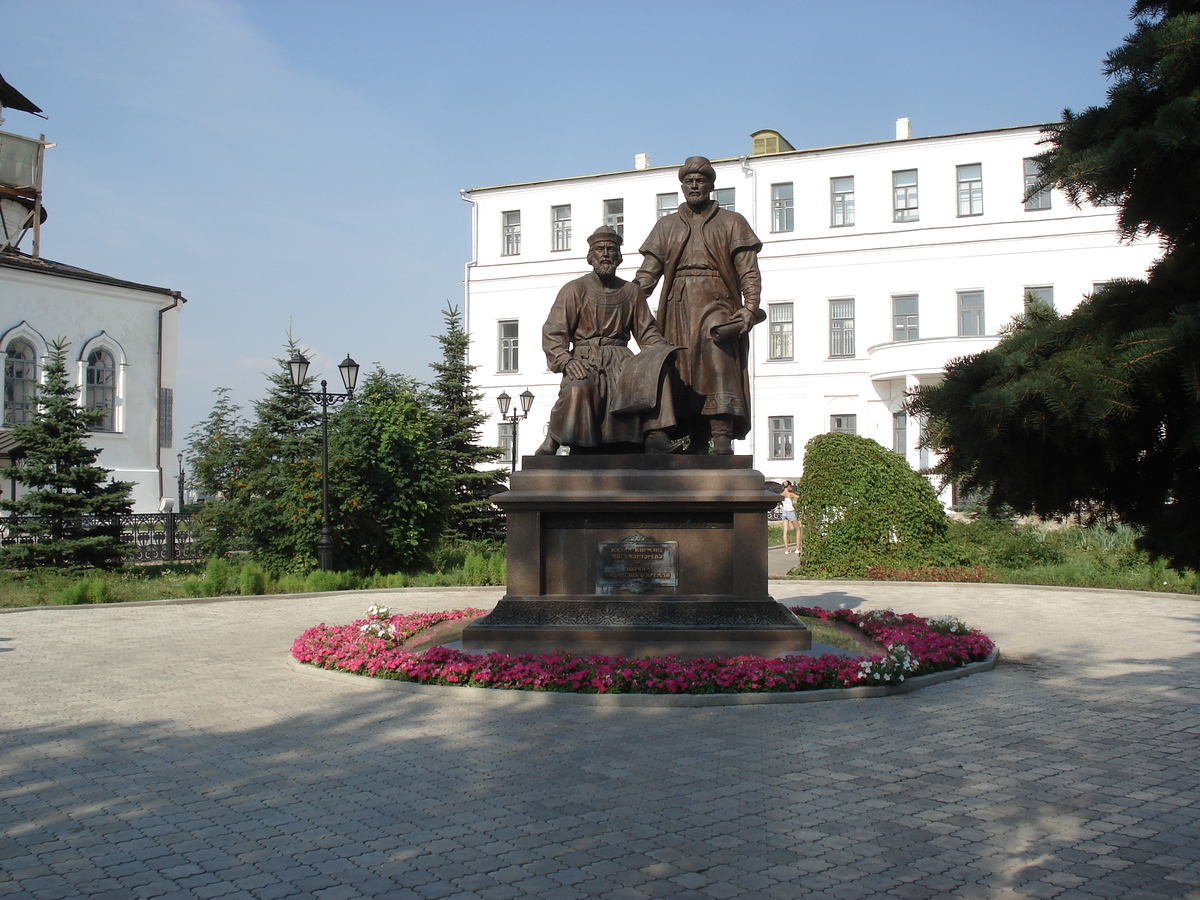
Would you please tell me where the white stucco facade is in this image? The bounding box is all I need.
[1,252,184,512]
[462,123,1162,494]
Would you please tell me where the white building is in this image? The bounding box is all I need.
[1,101,185,513]
[461,122,1160,493]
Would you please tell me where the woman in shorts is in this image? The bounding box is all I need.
[780,481,798,555]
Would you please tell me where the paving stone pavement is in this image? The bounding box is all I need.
[2,579,1199,900]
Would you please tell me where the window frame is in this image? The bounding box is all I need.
[714,187,735,212]
[829,298,855,358]
[771,182,794,233]
[497,320,519,373]
[893,410,907,456]
[956,163,983,217]
[498,422,515,469]
[656,192,678,219]
[501,210,521,256]
[829,414,857,435]
[768,416,794,460]
[3,337,38,426]
[767,302,794,361]
[1024,158,1051,211]
[893,169,918,222]
[603,198,624,237]
[1024,285,1054,311]
[892,294,919,343]
[551,204,571,252]
[830,176,854,227]
[957,290,985,337]
[85,348,117,433]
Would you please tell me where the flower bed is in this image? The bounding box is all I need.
[291,605,995,695]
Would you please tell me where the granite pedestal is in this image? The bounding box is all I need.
[461,455,811,657]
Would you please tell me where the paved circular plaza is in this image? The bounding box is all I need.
[2,577,1198,899]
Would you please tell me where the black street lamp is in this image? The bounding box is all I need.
[497,388,534,471]
[176,452,185,510]
[289,350,360,572]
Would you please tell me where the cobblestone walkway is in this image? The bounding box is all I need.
[2,581,1198,899]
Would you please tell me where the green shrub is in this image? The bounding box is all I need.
[795,432,948,577]
[238,563,266,596]
[49,577,111,605]
[198,558,233,597]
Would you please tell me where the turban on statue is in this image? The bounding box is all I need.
[678,156,716,183]
[586,225,623,247]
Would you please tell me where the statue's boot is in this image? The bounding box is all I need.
[534,435,559,456]
[643,430,673,454]
[711,416,734,455]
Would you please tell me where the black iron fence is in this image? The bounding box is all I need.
[0,512,205,563]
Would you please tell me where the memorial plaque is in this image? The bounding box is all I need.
[596,532,677,594]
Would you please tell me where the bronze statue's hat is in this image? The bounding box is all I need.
[678,156,716,183]
[587,225,623,246]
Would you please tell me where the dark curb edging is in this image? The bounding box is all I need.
[285,649,999,707]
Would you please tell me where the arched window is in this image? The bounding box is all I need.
[86,349,116,432]
[4,339,38,425]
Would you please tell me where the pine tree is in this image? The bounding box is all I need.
[911,0,1200,571]
[427,302,505,541]
[185,387,249,556]
[0,339,134,569]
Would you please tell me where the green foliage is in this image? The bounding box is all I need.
[198,557,235,597]
[794,432,948,577]
[328,368,449,573]
[185,387,249,556]
[427,303,506,540]
[238,562,266,595]
[50,578,110,605]
[912,2,1200,572]
[0,339,134,569]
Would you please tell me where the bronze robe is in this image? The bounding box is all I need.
[635,201,762,440]
[542,272,670,447]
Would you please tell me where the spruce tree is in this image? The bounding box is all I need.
[911,0,1200,571]
[185,387,249,556]
[0,339,134,569]
[427,302,505,541]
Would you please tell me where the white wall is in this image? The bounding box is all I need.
[0,263,183,512]
[464,125,1162,487]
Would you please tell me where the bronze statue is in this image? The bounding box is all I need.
[634,156,764,454]
[537,226,677,455]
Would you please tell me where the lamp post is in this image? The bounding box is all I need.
[497,389,534,471]
[176,452,185,509]
[289,351,360,572]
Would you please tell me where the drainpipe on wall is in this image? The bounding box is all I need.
[156,291,185,503]
[459,188,478,368]
[739,155,758,460]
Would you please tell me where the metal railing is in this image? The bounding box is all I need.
[0,512,204,562]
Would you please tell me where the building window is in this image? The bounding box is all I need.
[656,192,678,218]
[958,291,985,336]
[498,422,515,469]
[551,205,571,252]
[957,164,983,216]
[830,414,856,435]
[603,198,624,237]
[893,169,918,222]
[1025,285,1054,311]
[769,416,794,460]
[830,176,854,227]
[4,338,37,426]
[893,295,919,342]
[86,349,117,432]
[771,183,794,232]
[498,320,518,372]
[829,299,855,357]
[768,302,793,360]
[714,188,735,211]
[1024,158,1051,211]
[893,411,907,455]
[502,211,521,256]
[159,387,174,448]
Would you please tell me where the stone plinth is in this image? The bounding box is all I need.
[461,455,810,657]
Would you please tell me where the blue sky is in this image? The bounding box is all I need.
[3,0,1139,442]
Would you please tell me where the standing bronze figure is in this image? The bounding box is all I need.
[634,156,764,454]
[537,226,677,455]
